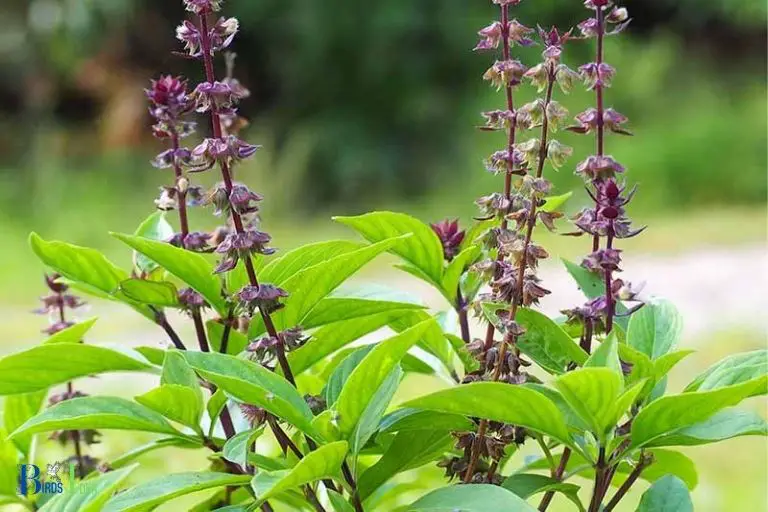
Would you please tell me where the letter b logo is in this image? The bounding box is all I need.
[18,464,41,495]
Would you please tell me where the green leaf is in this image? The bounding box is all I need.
[378,408,474,434]
[251,441,348,504]
[222,427,265,467]
[10,396,181,439]
[30,233,126,295]
[631,376,767,448]
[636,449,698,490]
[645,408,768,447]
[326,346,376,406]
[260,240,363,285]
[540,191,573,213]
[0,344,153,395]
[119,279,179,307]
[299,297,424,331]
[335,211,444,284]
[388,310,456,376]
[267,236,409,331]
[358,430,452,499]
[206,389,228,438]
[585,332,622,376]
[400,382,572,447]
[29,234,153,319]
[207,320,249,355]
[4,390,46,457]
[162,351,201,392]
[627,300,683,360]
[516,308,588,375]
[502,474,583,511]
[39,464,138,512]
[135,385,203,432]
[554,367,624,439]
[407,484,537,512]
[328,489,356,512]
[290,312,405,377]
[180,351,317,439]
[44,318,98,344]
[112,233,227,315]
[441,245,481,304]
[685,349,767,393]
[350,366,402,454]
[637,475,693,512]
[132,212,175,274]
[334,320,435,437]
[103,472,251,512]
[653,350,695,383]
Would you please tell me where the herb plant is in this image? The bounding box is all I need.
[1,0,765,511]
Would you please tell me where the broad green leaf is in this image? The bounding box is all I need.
[268,236,409,331]
[206,389,228,438]
[299,297,424,331]
[407,484,537,512]
[39,464,138,512]
[378,408,474,434]
[585,332,622,376]
[108,437,201,470]
[627,300,682,360]
[636,449,698,490]
[523,383,590,432]
[561,258,628,331]
[30,233,126,295]
[222,427,265,467]
[132,211,175,274]
[119,279,179,307]
[685,350,768,393]
[0,428,19,497]
[540,191,573,213]
[44,318,98,344]
[335,320,435,437]
[135,385,203,432]
[631,377,767,448]
[645,408,768,447]
[350,366,402,454]
[290,312,403,377]
[328,489,356,512]
[400,382,572,447]
[326,346,376,406]
[112,233,227,314]
[260,240,363,285]
[251,441,348,504]
[103,472,251,512]
[501,474,583,511]
[554,367,623,439]
[29,234,153,319]
[4,390,46,457]
[358,430,452,499]
[180,351,316,439]
[335,211,444,283]
[441,245,481,304]
[207,320,249,355]
[388,310,456,375]
[653,350,695,383]
[11,396,180,439]
[162,352,201,394]
[0,344,153,395]
[516,308,588,375]
[619,343,655,396]
[637,475,693,512]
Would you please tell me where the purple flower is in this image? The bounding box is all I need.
[192,136,261,169]
[579,62,616,90]
[178,288,208,312]
[214,230,274,273]
[229,184,263,215]
[582,248,622,273]
[209,17,239,53]
[176,21,202,57]
[575,155,625,180]
[431,219,466,261]
[238,284,288,314]
[193,81,247,114]
[484,60,527,90]
[183,0,222,14]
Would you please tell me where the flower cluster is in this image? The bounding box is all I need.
[453,5,578,484]
[36,274,98,477]
[565,0,643,336]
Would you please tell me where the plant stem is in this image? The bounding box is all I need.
[56,293,85,479]
[342,461,364,512]
[588,447,607,512]
[153,308,186,350]
[603,453,652,512]
[538,448,571,511]
[457,288,471,344]
[220,308,235,354]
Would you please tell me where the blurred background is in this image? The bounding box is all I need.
[0,0,765,510]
